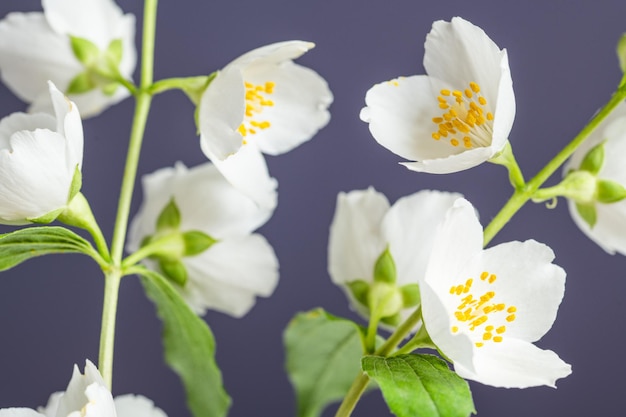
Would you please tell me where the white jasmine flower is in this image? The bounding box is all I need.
[564,102,626,255]
[0,0,136,117]
[199,40,333,208]
[128,161,279,318]
[420,198,571,388]
[0,81,83,225]
[328,187,461,327]
[360,17,515,174]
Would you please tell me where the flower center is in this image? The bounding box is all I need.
[238,81,275,144]
[431,82,494,149]
[448,271,517,348]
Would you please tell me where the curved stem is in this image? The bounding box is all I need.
[484,87,626,246]
[334,373,370,417]
[98,269,122,389]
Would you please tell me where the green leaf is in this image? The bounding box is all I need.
[70,36,100,66]
[374,247,396,284]
[596,179,626,203]
[576,202,597,228]
[137,267,231,417]
[362,354,475,417]
[580,141,605,175]
[0,226,96,271]
[284,308,377,417]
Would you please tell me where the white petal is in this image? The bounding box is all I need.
[0,410,45,417]
[402,146,494,174]
[382,190,462,286]
[55,361,110,417]
[455,339,571,388]
[114,395,167,417]
[48,81,83,170]
[225,40,315,71]
[328,188,389,285]
[43,0,127,49]
[78,383,117,417]
[182,234,279,317]
[201,142,278,210]
[242,61,332,156]
[0,13,80,102]
[38,392,62,417]
[199,67,246,160]
[0,112,55,148]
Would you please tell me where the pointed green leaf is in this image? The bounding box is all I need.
[374,247,396,284]
[580,141,605,175]
[157,198,181,231]
[137,267,231,417]
[362,354,475,417]
[576,202,597,228]
[0,226,97,271]
[70,36,100,66]
[596,179,626,203]
[284,308,379,417]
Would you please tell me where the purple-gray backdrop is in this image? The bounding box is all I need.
[0,1,625,416]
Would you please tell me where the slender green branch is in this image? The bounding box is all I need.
[375,307,422,357]
[98,268,122,389]
[334,372,370,417]
[484,86,626,246]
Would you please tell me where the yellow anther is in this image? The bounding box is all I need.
[450,139,459,147]
[432,117,444,123]
[488,274,497,283]
[249,128,257,134]
[453,90,463,98]
[265,81,275,93]
[478,96,487,105]
[451,326,459,333]
[439,102,449,109]
[238,125,247,136]
[495,303,505,311]
[440,89,451,96]
[470,82,480,93]
[463,137,472,148]
[496,326,506,334]
[438,96,447,103]
[487,112,494,121]
[506,314,516,322]
[483,306,494,314]
[480,271,489,280]
[470,315,488,328]
[475,342,484,348]
[483,332,492,341]
[439,129,448,138]
[443,113,453,121]
[464,89,472,98]
[493,336,503,343]
[449,109,458,117]
[507,306,517,313]
[259,121,271,129]
[485,325,494,332]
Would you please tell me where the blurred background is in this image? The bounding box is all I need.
[0,0,625,416]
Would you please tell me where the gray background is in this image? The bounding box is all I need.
[0,1,625,416]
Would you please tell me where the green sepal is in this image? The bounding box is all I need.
[580,141,605,175]
[182,73,216,106]
[101,82,119,96]
[576,202,597,228]
[159,258,188,286]
[362,354,475,417]
[28,208,65,224]
[105,39,123,68]
[157,198,181,231]
[596,179,626,203]
[67,71,97,95]
[68,165,83,202]
[380,312,401,326]
[182,230,216,256]
[0,226,97,271]
[284,308,381,417]
[374,247,396,284]
[70,36,100,66]
[136,267,231,417]
[347,280,370,307]
[617,33,626,74]
[400,284,420,308]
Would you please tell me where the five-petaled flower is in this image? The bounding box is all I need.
[563,102,626,256]
[128,161,279,318]
[420,198,571,388]
[360,17,515,174]
[0,360,167,417]
[0,0,136,117]
[199,40,333,209]
[0,81,83,225]
[328,187,461,327]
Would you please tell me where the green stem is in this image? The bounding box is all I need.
[392,322,434,356]
[334,372,370,417]
[98,0,159,388]
[98,269,122,389]
[375,307,422,357]
[483,86,626,246]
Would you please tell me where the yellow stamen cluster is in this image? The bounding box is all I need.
[238,81,275,144]
[448,271,517,348]
[431,81,494,149]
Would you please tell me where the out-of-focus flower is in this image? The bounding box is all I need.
[360,17,515,174]
[128,161,279,318]
[0,0,136,118]
[199,40,333,208]
[328,187,461,327]
[0,360,167,417]
[420,198,571,388]
[562,102,626,255]
[0,81,83,225]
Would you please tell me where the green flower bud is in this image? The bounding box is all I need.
[373,247,396,284]
[368,282,403,318]
[347,280,370,307]
[400,284,421,308]
[579,141,605,175]
[156,198,181,231]
[159,258,188,286]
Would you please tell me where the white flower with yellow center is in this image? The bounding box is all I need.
[199,41,333,208]
[0,0,136,118]
[0,360,167,417]
[420,198,571,388]
[360,17,515,174]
